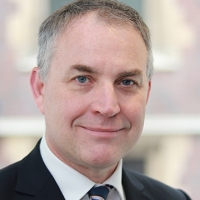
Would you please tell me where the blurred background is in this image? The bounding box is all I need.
[0,0,200,199]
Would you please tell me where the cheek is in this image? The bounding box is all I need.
[122,98,146,118]
[122,99,146,134]
[45,89,89,129]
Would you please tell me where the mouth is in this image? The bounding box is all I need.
[78,126,124,138]
[81,126,122,132]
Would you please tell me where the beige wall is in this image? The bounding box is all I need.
[145,0,193,51]
[7,0,49,57]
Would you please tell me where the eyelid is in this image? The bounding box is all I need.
[122,79,138,85]
[116,77,138,85]
[74,75,93,84]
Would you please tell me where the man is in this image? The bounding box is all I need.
[0,0,191,199]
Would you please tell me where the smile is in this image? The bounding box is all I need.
[78,126,124,138]
[81,126,122,132]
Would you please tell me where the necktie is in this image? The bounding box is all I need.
[88,185,112,200]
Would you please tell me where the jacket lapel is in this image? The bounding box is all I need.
[122,168,153,200]
[15,140,65,200]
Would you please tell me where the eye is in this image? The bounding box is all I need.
[76,76,89,83]
[121,79,135,86]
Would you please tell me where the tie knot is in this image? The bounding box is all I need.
[88,185,112,200]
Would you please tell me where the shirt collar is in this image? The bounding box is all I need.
[103,159,125,200]
[40,136,124,200]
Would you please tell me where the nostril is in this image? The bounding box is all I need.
[90,101,120,118]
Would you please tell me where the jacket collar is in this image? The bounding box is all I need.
[15,140,65,199]
[122,168,152,200]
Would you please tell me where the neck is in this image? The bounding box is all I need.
[59,155,118,183]
[76,164,118,183]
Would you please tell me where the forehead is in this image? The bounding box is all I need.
[51,12,147,77]
[61,11,143,44]
[59,12,146,52]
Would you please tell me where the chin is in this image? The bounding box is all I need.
[83,153,121,170]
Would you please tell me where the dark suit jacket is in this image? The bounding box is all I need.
[0,140,191,200]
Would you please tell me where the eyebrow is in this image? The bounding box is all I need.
[70,64,143,79]
[116,69,142,79]
[70,64,98,74]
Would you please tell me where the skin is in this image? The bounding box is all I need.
[30,12,151,183]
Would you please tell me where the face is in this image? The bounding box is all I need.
[31,13,151,177]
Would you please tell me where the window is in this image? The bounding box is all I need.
[50,0,72,13]
[123,0,143,15]
[50,0,143,14]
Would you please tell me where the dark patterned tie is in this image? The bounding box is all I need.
[88,185,112,200]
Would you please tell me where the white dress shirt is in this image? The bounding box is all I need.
[40,136,126,200]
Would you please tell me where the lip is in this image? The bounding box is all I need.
[81,126,122,132]
[79,126,123,137]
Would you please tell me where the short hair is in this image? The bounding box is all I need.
[37,0,153,81]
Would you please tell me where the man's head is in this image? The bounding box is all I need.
[37,0,153,81]
[31,0,152,182]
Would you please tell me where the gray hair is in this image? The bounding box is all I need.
[37,0,153,81]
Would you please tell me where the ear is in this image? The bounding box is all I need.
[30,67,45,114]
[146,81,151,104]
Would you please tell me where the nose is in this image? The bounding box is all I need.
[90,83,120,117]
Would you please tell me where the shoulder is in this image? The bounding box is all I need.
[123,168,191,200]
[124,169,172,189]
[0,161,19,183]
[0,161,20,197]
